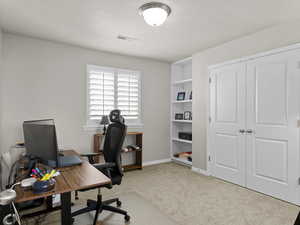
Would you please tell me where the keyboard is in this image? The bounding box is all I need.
[58,155,82,167]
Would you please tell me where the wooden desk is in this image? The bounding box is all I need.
[15,150,111,225]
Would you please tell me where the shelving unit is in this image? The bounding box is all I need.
[172,100,192,103]
[173,78,192,85]
[172,157,192,166]
[170,57,192,167]
[172,138,192,144]
[93,132,143,171]
[172,120,192,123]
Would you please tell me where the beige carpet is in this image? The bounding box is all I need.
[39,192,176,225]
[23,163,299,225]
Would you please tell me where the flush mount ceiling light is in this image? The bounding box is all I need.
[139,2,171,26]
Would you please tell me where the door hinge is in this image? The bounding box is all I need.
[209,77,212,84]
[208,155,212,162]
[209,116,212,123]
[298,177,300,185]
[297,120,300,128]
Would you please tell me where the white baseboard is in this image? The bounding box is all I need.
[191,167,210,176]
[143,158,171,167]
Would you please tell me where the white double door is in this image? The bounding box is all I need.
[210,50,300,204]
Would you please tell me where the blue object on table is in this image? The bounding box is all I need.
[32,179,55,194]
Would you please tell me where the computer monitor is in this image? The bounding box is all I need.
[23,119,58,167]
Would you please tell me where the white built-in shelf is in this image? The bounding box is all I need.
[173,78,192,85]
[172,120,192,123]
[172,157,192,166]
[173,100,192,104]
[172,138,192,144]
[171,57,193,168]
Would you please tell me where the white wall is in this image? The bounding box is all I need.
[1,33,170,163]
[0,28,2,151]
[192,20,300,170]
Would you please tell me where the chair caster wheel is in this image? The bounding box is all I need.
[117,200,122,207]
[125,215,130,222]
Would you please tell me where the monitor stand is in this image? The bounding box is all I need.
[25,156,38,178]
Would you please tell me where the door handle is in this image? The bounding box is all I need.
[246,129,254,134]
[239,129,245,134]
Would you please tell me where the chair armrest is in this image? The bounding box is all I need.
[93,163,115,188]
[80,153,102,164]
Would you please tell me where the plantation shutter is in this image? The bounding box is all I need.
[88,66,115,120]
[117,71,140,120]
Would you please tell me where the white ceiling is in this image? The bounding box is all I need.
[0,0,300,62]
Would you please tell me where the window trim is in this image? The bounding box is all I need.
[85,64,143,130]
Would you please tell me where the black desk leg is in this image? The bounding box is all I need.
[46,196,53,209]
[61,192,72,225]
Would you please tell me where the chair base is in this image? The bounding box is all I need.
[72,195,130,225]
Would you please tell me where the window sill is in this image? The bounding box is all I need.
[83,123,144,132]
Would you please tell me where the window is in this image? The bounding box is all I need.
[87,65,142,127]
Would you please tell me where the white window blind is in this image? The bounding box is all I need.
[88,67,115,120]
[117,72,140,120]
[87,65,141,124]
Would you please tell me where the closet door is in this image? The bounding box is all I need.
[210,63,246,186]
[246,51,299,204]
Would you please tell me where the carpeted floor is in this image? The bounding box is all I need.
[40,192,177,225]
[25,163,299,225]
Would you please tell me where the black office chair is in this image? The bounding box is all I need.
[72,110,130,225]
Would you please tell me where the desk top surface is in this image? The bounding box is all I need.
[15,150,111,203]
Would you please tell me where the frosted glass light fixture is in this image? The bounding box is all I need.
[139,2,171,26]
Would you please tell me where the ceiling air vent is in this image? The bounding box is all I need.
[117,35,138,41]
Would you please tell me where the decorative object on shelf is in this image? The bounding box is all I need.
[177,92,186,101]
[138,2,171,26]
[174,152,192,162]
[123,145,141,152]
[174,152,191,158]
[189,91,192,100]
[178,132,192,141]
[184,111,192,120]
[175,113,184,120]
[100,115,110,135]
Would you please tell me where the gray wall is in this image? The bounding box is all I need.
[192,20,300,170]
[0,28,2,151]
[1,33,171,163]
